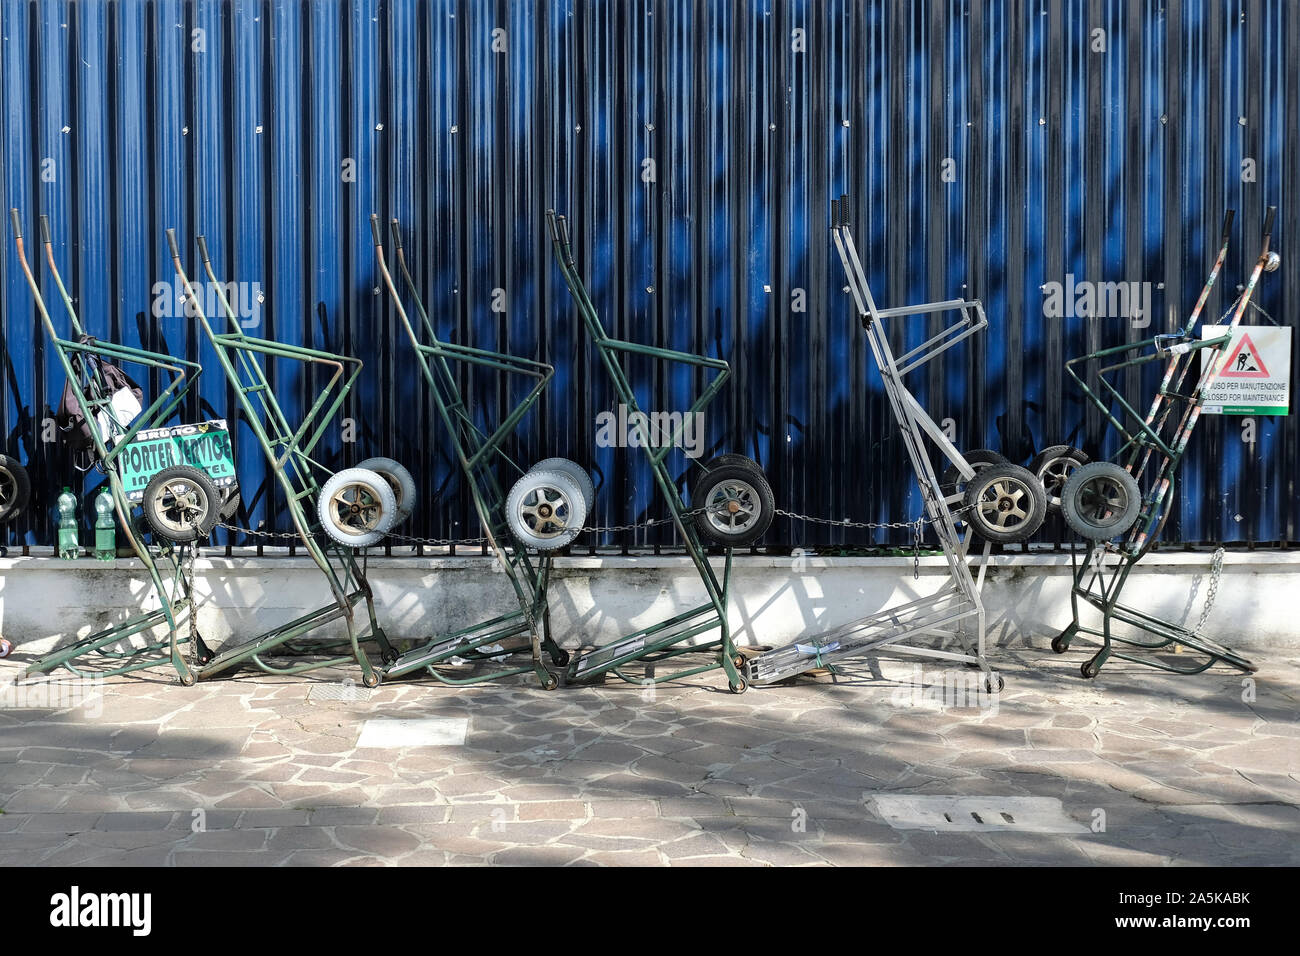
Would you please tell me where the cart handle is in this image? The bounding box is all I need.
[8,207,21,239]
[369,213,384,248]
[165,227,182,262]
[1219,208,1235,242]
[1262,205,1276,241]
[196,234,213,267]
[388,217,404,254]
[830,194,850,228]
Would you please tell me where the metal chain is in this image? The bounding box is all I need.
[1192,546,1226,638]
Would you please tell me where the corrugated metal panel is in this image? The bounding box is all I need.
[1,0,1294,551]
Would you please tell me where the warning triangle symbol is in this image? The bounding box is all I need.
[1220,333,1270,378]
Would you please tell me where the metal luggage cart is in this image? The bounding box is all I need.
[370,215,571,690]
[10,210,215,683]
[547,210,775,693]
[745,197,1047,690]
[165,230,399,685]
[1053,207,1278,677]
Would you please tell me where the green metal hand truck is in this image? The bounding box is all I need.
[547,210,775,693]
[165,229,398,686]
[10,209,214,683]
[370,214,569,690]
[1054,207,1279,677]
[744,197,1039,691]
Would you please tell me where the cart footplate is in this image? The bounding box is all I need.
[567,609,724,683]
[745,591,981,685]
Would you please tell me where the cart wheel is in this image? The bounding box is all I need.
[543,673,560,691]
[505,469,588,551]
[218,488,241,521]
[528,458,595,515]
[962,464,1046,543]
[143,466,221,543]
[691,461,775,547]
[0,637,12,658]
[939,449,1008,498]
[1081,659,1101,679]
[317,467,399,548]
[1029,444,1090,513]
[1060,462,1141,541]
[363,671,380,688]
[0,454,32,523]
[984,673,1005,694]
[702,453,756,471]
[550,648,570,668]
[357,457,416,525]
[728,677,748,694]
[1051,633,1071,654]
[179,669,197,687]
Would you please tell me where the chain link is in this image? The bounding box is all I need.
[1192,546,1225,638]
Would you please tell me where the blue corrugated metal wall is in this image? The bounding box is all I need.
[1,0,1295,551]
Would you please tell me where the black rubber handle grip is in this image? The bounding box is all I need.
[1263,205,1276,239]
[9,208,21,240]
[369,213,382,247]
[546,209,560,242]
[557,214,570,248]
[1221,208,1236,241]
[39,214,51,245]
[388,218,404,253]
[165,228,181,259]
[196,235,211,265]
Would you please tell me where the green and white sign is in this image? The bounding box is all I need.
[119,420,237,501]
[1200,325,1291,416]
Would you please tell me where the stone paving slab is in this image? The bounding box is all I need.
[0,650,1296,866]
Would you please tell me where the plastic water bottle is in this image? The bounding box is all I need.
[56,487,79,559]
[93,488,115,560]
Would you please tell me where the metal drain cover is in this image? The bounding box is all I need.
[356,718,468,748]
[869,795,1087,833]
[308,682,374,703]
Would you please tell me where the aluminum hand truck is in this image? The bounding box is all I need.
[10,210,213,683]
[165,230,398,686]
[1054,207,1279,677]
[746,197,1047,690]
[547,210,775,692]
[370,214,572,690]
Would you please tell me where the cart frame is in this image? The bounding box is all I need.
[1055,207,1276,676]
[547,210,747,691]
[166,229,395,685]
[10,210,206,683]
[370,215,565,690]
[745,197,1001,689]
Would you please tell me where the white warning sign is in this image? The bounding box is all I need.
[1200,325,1291,415]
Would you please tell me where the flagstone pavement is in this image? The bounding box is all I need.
[1,650,1296,866]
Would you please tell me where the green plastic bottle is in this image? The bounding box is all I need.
[93,488,115,561]
[56,487,79,559]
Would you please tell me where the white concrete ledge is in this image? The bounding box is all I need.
[1,547,1293,657]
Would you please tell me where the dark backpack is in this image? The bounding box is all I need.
[56,337,145,453]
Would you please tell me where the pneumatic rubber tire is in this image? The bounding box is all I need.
[1028,444,1090,514]
[0,454,32,523]
[357,457,416,525]
[691,461,775,547]
[143,465,221,543]
[317,467,399,548]
[505,469,588,551]
[1060,462,1141,542]
[940,449,1009,498]
[528,458,595,516]
[962,463,1047,544]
